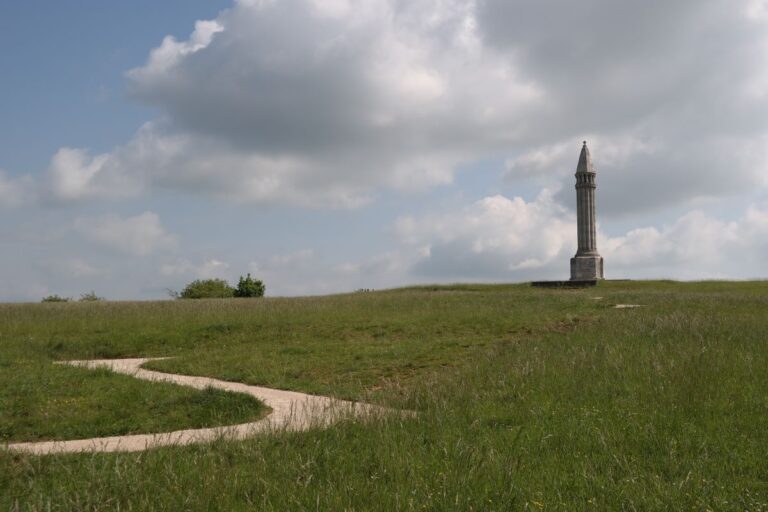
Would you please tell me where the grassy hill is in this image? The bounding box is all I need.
[1,281,767,510]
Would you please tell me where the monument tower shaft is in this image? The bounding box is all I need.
[570,141,604,280]
[576,165,597,255]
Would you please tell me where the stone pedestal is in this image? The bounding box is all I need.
[570,255,604,280]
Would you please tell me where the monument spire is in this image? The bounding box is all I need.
[570,141,604,280]
[576,140,594,174]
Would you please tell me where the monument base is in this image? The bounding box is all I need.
[531,280,597,288]
[570,255,604,280]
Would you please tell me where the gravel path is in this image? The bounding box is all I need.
[5,358,396,455]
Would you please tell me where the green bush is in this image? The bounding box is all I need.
[179,279,235,299]
[234,274,265,298]
[41,295,71,303]
[79,291,104,302]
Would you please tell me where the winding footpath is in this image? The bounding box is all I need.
[5,358,396,455]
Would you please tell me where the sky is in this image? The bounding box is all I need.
[3,0,768,301]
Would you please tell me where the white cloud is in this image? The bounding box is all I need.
[247,248,419,295]
[30,0,768,213]
[75,212,177,256]
[160,258,231,280]
[506,135,655,182]
[481,0,768,213]
[396,190,574,279]
[0,170,34,208]
[129,20,223,79]
[603,206,768,279]
[395,192,768,281]
[47,148,109,201]
[506,132,768,217]
[40,0,540,207]
[45,145,144,202]
[61,258,102,278]
[248,249,328,296]
[267,249,315,267]
[746,0,768,20]
[238,193,768,294]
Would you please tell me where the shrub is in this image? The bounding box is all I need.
[79,291,104,302]
[179,279,235,299]
[42,295,71,303]
[234,274,265,298]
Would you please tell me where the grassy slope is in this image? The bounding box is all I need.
[0,303,270,443]
[1,281,767,510]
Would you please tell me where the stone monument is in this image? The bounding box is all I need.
[570,141,604,280]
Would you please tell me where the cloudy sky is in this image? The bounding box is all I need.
[3,0,768,301]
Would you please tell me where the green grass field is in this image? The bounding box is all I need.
[1,281,767,510]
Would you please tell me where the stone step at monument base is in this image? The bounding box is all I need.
[531,280,598,288]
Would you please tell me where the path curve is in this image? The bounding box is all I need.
[4,358,398,455]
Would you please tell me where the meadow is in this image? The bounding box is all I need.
[1,281,767,510]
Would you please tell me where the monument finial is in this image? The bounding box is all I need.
[576,140,594,174]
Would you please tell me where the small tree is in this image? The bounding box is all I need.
[179,279,235,299]
[234,274,265,298]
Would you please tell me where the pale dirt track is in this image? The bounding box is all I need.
[4,358,397,455]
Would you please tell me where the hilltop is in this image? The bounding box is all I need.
[1,281,767,509]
